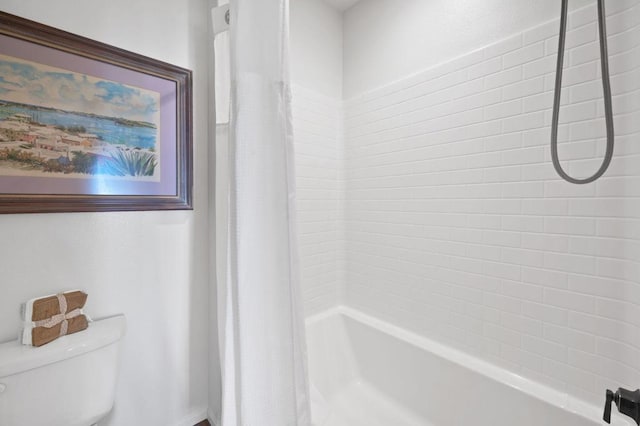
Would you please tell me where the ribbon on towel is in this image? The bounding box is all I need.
[33,293,82,337]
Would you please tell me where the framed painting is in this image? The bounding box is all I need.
[0,12,192,213]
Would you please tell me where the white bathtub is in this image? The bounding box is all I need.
[306,307,634,426]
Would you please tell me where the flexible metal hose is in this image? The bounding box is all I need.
[551,0,614,184]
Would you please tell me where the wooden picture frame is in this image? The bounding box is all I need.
[0,12,192,213]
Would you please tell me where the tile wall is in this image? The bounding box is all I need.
[342,0,640,404]
[293,85,345,315]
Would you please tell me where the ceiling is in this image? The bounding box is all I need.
[322,0,362,11]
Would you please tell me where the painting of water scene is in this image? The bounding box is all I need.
[0,53,161,180]
[0,11,192,213]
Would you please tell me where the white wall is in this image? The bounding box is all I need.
[343,0,593,98]
[291,0,344,99]
[290,0,346,316]
[0,1,212,425]
[343,0,640,405]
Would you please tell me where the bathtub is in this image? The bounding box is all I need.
[306,307,633,426]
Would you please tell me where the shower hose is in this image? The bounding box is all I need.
[551,0,614,184]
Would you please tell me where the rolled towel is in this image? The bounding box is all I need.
[24,315,89,347]
[21,291,90,347]
[22,290,87,322]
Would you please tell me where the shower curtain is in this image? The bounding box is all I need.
[214,0,311,425]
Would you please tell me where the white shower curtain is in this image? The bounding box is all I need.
[214,0,311,425]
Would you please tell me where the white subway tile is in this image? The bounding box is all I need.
[502,78,545,102]
[608,45,640,76]
[502,215,545,232]
[483,199,522,215]
[570,312,636,346]
[522,127,553,147]
[450,88,502,113]
[543,358,595,392]
[569,4,597,29]
[544,216,595,236]
[523,301,568,325]
[568,274,628,299]
[482,292,518,314]
[523,335,568,362]
[501,345,544,372]
[596,298,640,328]
[569,198,640,217]
[524,20,560,45]
[484,323,522,346]
[502,247,544,268]
[484,34,523,59]
[569,79,603,103]
[568,236,597,256]
[597,177,640,197]
[467,244,502,262]
[543,252,596,275]
[522,199,568,216]
[484,99,523,121]
[543,323,596,353]
[501,147,545,166]
[485,67,523,90]
[544,288,596,313]
[544,180,596,198]
[484,133,523,152]
[521,163,559,181]
[468,214,502,230]
[523,91,553,113]
[501,279,544,302]
[556,101,597,124]
[562,62,598,87]
[596,337,640,370]
[468,57,503,80]
[503,42,545,69]
[570,349,640,388]
[597,257,640,282]
[501,311,544,338]
[597,218,640,239]
[523,54,557,79]
[604,0,639,16]
[483,166,522,183]
[483,261,521,281]
[502,111,546,133]
[570,41,599,67]
[522,266,568,289]
[545,22,597,53]
[606,5,640,36]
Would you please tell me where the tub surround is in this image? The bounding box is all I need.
[341,0,640,406]
[292,0,640,410]
[307,306,635,426]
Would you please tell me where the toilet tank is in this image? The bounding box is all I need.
[0,315,126,426]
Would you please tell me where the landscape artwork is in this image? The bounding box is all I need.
[0,11,192,213]
[0,53,161,181]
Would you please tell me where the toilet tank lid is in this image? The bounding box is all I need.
[0,315,126,378]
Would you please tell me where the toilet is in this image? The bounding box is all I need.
[0,315,126,426]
